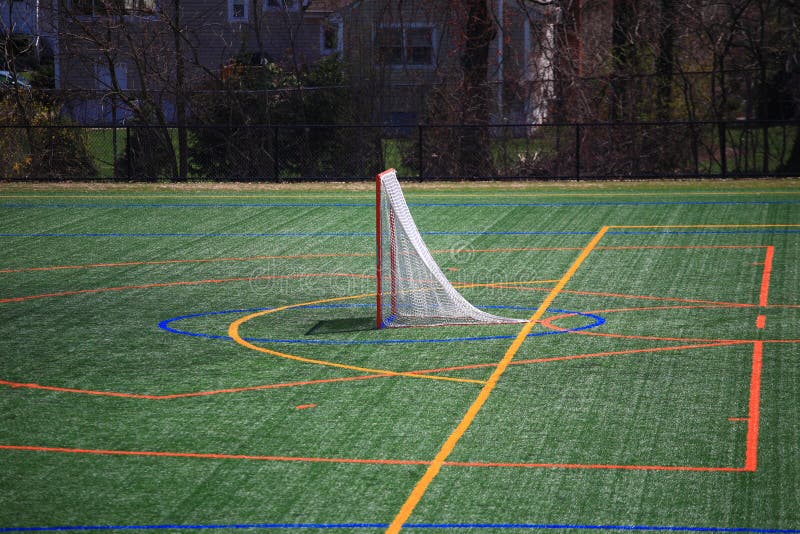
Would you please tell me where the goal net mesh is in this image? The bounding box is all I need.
[377,169,526,328]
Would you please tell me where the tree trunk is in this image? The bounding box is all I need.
[459,0,496,178]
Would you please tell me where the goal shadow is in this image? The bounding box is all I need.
[305,317,376,335]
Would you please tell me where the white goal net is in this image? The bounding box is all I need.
[376,168,526,328]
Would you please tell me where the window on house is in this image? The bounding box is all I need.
[377,27,402,65]
[265,0,297,10]
[70,0,95,16]
[229,0,247,21]
[321,16,342,55]
[405,27,432,65]
[69,0,156,16]
[376,25,434,67]
[125,0,156,15]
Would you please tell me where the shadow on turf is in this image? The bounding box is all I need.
[305,317,376,335]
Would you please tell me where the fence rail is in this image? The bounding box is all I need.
[1,119,798,181]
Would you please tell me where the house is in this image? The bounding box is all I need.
[335,0,560,124]
[49,0,561,124]
[0,0,55,68]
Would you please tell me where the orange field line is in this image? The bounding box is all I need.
[610,224,800,229]
[0,339,765,474]
[412,341,749,375]
[0,373,391,400]
[0,443,749,472]
[0,245,767,274]
[0,273,372,304]
[759,246,774,307]
[444,460,747,472]
[756,315,766,329]
[0,341,740,400]
[744,341,763,471]
[0,252,375,274]
[0,444,429,466]
[496,285,754,308]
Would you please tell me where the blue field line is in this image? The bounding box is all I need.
[157,305,605,345]
[3,229,800,238]
[2,523,799,532]
[3,199,800,209]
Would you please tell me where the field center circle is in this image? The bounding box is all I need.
[160,303,605,345]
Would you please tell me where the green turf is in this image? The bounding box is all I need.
[1,179,799,533]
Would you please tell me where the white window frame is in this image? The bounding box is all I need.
[320,15,343,55]
[228,0,248,22]
[375,23,436,69]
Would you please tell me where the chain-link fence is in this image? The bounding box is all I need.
[1,119,798,181]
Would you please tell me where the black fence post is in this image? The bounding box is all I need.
[575,123,581,180]
[125,124,132,180]
[418,125,424,180]
[719,120,727,177]
[273,126,280,181]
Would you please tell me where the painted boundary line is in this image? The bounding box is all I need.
[2,522,799,532]
[385,226,611,533]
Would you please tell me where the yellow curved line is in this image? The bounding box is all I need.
[227,292,486,386]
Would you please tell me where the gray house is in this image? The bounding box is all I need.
[49,0,559,124]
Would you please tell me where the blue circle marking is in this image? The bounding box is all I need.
[158,304,604,345]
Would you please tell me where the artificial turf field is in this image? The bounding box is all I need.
[0,178,799,533]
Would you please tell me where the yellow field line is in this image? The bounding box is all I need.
[227,293,486,386]
[610,224,800,229]
[385,226,610,533]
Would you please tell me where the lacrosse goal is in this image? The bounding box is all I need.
[375,168,526,328]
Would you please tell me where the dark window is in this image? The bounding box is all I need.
[376,26,434,67]
[406,27,432,65]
